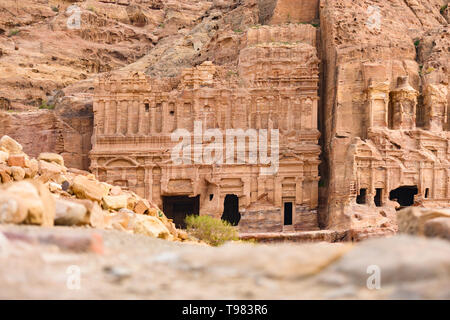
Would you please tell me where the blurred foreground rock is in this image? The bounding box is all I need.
[0,224,448,299]
[398,207,450,241]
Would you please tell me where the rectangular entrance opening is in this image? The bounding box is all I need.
[162,195,199,229]
[357,188,367,204]
[284,202,293,226]
[374,188,383,207]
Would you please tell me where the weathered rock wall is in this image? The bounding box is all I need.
[319,0,449,231]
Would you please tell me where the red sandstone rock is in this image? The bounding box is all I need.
[134,199,151,215]
[72,175,110,202]
[7,155,26,167]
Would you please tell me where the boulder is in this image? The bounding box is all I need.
[7,154,26,167]
[397,207,450,236]
[49,182,62,192]
[2,180,54,226]
[89,202,111,229]
[111,209,136,231]
[0,193,28,224]
[134,199,151,214]
[38,159,65,176]
[54,198,89,226]
[38,152,65,167]
[0,150,8,164]
[102,195,129,210]
[36,161,65,184]
[24,158,39,178]
[0,164,12,183]
[424,217,450,241]
[0,135,22,154]
[10,166,25,181]
[109,185,122,196]
[27,180,55,227]
[133,215,172,240]
[72,175,110,202]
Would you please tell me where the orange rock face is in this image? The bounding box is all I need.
[319,0,450,232]
[1,0,449,236]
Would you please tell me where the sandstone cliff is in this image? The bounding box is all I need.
[319,0,449,230]
[0,0,317,170]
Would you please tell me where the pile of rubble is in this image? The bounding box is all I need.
[0,135,188,242]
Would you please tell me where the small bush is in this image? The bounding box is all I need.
[8,29,20,37]
[185,215,239,246]
[425,66,435,74]
[39,101,55,110]
[51,6,59,13]
[440,4,448,14]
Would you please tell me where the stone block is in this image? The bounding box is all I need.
[38,152,65,167]
[7,154,26,167]
[0,135,22,154]
[72,175,110,202]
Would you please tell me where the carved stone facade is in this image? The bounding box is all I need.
[329,69,450,231]
[90,25,321,233]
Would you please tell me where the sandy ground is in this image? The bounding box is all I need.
[0,224,449,299]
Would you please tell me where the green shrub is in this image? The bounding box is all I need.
[51,6,59,13]
[39,101,55,110]
[440,4,448,14]
[425,66,435,74]
[8,29,20,37]
[185,215,239,246]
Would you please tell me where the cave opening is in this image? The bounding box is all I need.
[389,186,418,209]
[162,195,199,229]
[221,194,240,226]
[356,188,367,204]
[374,188,383,207]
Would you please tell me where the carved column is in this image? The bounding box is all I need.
[295,176,304,205]
[366,80,389,131]
[116,100,122,135]
[424,84,448,132]
[127,100,133,135]
[138,100,145,135]
[133,99,140,134]
[145,164,153,201]
[390,76,418,130]
[104,100,110,134]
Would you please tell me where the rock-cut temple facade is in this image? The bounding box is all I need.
[90,25,322,232]
[91,19,450,234]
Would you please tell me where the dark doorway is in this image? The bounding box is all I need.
[374,188,383,207]
[221,194,240,226]
[284,202,293,225]
[389,186,418,209]
[163,195,199,229]
[357,188,367,204]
